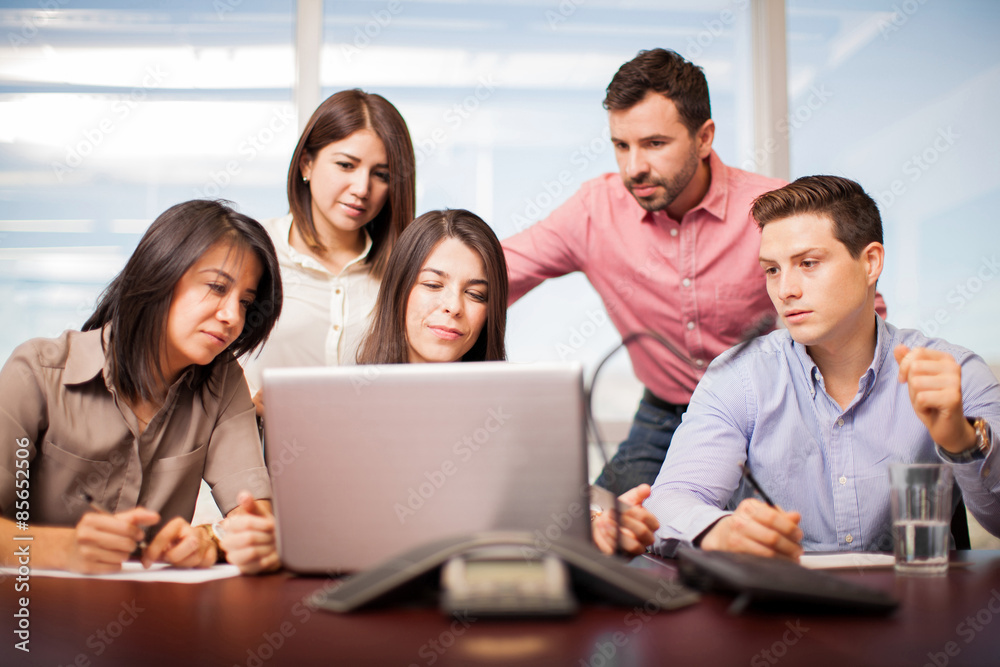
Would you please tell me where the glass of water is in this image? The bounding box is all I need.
[889,463,953,575]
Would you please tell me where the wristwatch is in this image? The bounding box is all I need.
[208,519,228,561]
[968,417,993,457]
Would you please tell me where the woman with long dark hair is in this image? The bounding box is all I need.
[0,199,283,574]
[357,208,507,365]
[355,208,656,555]
[243,89,416,414]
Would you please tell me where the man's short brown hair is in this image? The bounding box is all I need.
[752,175,884,258]
[603,48,711,135]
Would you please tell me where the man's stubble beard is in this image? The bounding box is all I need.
[625,145,701,213]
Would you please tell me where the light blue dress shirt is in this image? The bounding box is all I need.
[648,316,1000,556]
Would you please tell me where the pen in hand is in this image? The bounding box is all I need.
[741,465,776,507]
[80,491,149,550]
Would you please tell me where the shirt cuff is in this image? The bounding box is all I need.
[651,506,733,557]
[937,428,1000,495]
[211,467,272,515]
[936,442,986,464]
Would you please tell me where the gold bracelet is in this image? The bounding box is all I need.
[202,522,226,563]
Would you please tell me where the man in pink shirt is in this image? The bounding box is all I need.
[504,48,884,495]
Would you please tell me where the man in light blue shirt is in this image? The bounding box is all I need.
[647,175,1000,559]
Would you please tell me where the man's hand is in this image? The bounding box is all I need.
[592,484,660,556]
[66,507,160,574]
[142,517,217,569]
[219,491,280,574]
[894,345,976,454]
[700,498,803,561]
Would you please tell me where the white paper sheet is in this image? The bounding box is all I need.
[1,562,241,583]
[799,553,897,569]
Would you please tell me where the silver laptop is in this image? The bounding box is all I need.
[263,362,590,574]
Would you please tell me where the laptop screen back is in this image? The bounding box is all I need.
[263,362,590,573]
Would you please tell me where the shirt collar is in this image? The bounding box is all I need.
[281,213,374,274]
[640,150,729,226]
[272,213,295,255]
[63,325,198,393]
[345,231,374,270]
[790,336,820,398]
[870,314,893,387]
[694,150,729,222]
[63,327,109,386]
[790,314,890,400]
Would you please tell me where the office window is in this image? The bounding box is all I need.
[322,0,756,423]
[3,0,762,428]
[0,0,295,360]
[786,0,1000,365]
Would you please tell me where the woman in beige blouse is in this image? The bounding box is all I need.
[0,200,283,574]
[243,89,416,415]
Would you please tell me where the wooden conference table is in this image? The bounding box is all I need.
[5,551,1000,667]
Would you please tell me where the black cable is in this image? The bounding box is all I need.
[586,330,698,467]
[585,330,699,557]
[585,313,776,557]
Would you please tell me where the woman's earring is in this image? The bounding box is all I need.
[302,175,310,184]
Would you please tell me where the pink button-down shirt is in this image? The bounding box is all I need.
[504,152,885,405]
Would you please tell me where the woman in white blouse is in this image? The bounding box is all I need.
[243,89,416,415]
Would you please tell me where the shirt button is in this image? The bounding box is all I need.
[670,228,678,237]
[837,418,845,427]
[686,321,695,330]
[839,475,847,485]
[695,359,705,367]
[335,288,342,295]
[333,324,340,331]
[845,534,853,544]
[682,278,691,287]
